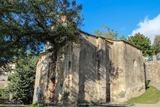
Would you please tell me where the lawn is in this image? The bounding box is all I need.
[28,104,39,107]
[127,86,160,104]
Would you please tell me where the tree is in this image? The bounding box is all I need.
[128,33,154,56]
[94,26,118,39]
[153,35,160,55]
[8,55,36,104]
[119,35,127,41]
[1,1,82,103]
[0,0,82,66]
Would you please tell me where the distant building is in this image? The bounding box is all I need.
[0,63,15,89]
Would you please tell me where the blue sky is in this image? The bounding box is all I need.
[77,0,160,42]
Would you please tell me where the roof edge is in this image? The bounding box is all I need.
[79,30,141,51]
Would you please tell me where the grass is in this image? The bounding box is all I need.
[127,86,160,104]
[28,104,39,107]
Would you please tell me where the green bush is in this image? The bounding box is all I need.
[0,89,3,97]
[0,88,9,99]
[28,103,39,107]
[145,80,151,89]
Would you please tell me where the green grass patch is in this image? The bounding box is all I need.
[127,86,160,104]
[28,104,39,107]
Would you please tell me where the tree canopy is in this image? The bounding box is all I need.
[153,35,160,55]
[119,35,127,41]
[128,33,154,56]
[8,55,36,104]
[0,0,82,66]
[94,26,118,39]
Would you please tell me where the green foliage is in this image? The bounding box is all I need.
[145,80,150,89]
[0,87,9,99]
[128,33,154,56]
[8,55,36,104]
[127,86,160,104]
[153,35,160,55]
[119,35,127,41]
[0,89,2,97]
[94,26,118,39]
[28,103,39,107]
[0,0,82,66]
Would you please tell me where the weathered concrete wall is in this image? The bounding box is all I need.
[33,32,146,105]
[109,41,145,103]
[145,59,160,83]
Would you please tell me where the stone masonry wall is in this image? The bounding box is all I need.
[33,32,146,105]
[123,43,145,101]
[78,33,110,104]
[53,43,80,105]
[109,41,145,103]
[33,52,53,103]
[33,44,80,105]
[145,59,160,83]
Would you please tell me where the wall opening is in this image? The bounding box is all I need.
[133,59,137,67]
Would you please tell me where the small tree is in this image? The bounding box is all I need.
[94,26,118,39]
[128,33,154,56]
[119,35,127,41]
[153,35,160,55]
[8,55,36,104]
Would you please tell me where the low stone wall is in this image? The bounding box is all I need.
[145,59,160,83]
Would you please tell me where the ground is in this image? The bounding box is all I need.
[127,86,160,104]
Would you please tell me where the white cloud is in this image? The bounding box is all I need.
[130,14,160,43]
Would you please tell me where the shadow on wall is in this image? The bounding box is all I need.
[77,36,113,104]
[34,35,138,105]
[53,44,80,105]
